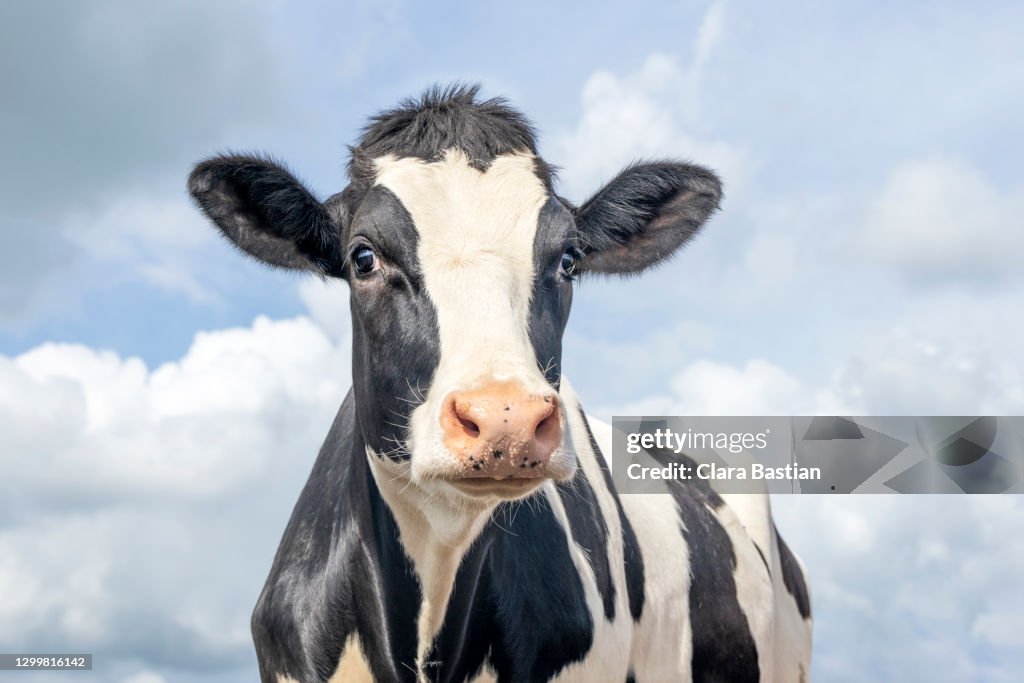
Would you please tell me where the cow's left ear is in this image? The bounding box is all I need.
[573,161,722,275]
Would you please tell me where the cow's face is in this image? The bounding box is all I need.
[189,143,719,505]
[346,150,575,500]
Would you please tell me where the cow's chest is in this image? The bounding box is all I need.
[420,491,620,683]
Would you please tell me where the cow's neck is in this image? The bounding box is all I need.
[366,449,493,671]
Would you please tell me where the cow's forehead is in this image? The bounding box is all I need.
[372,149,549,252]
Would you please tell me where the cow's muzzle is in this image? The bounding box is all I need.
[439,380,562,480]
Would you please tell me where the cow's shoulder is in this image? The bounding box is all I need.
[254,392,421,682]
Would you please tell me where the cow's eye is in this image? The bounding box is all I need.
[352,246,379,275]
[559,248,581,279]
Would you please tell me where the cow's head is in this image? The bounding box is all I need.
[188,86,720,506]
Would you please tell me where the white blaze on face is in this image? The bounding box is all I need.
[373,149,552,481]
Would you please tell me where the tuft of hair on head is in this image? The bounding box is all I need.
[347,83,543,192]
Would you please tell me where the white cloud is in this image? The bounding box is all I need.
[122,673,167,683]
[64,194,211,257]
[972,609,1024,650]
[597,323,1024,420]
[861,158,1024,282]
[553,3,745,200]
[0,312,353,675]
[607,357,848,416]
[832,327,1024,415]
[555,57,746,201]
[773,494,1024,683]
[693,1,726,73]
[1,316,349,504]
[60,191,218,302]
[0,515,115,643]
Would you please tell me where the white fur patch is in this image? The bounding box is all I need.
[328,632,375,682]
[469,666,498,683]
[620,493,694,680]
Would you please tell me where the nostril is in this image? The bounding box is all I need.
[458,414,481,438]
[534,408,560,447]
[446,396,481,439]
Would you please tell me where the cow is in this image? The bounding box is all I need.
[188,85,812,683]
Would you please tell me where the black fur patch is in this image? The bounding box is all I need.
[574,161,721,276]
[529,198,576,388]
[347,187,440,460]
[556,470,616,620]
[776,525,812,620]
[426,494,595,683]
[484,495,595,681]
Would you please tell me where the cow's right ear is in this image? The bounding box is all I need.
[188,154,345,277]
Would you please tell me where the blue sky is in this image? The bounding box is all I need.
[1,1,1022,681]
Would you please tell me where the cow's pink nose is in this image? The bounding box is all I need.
[440,381,562,479]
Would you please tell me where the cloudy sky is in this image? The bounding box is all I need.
[1,1,1022,681]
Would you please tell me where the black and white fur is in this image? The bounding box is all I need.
[188,85,812,683]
